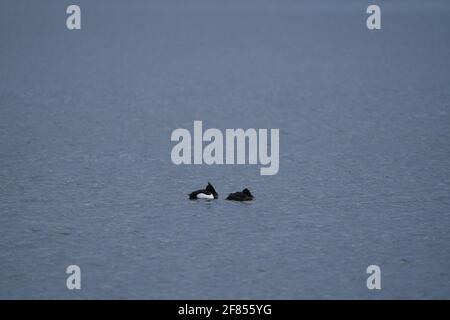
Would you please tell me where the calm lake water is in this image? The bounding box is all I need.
[1,0,449,299]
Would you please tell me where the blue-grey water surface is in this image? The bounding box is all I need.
[1,0,450,299]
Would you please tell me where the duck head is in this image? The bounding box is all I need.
[206,182,219,199]
[242,188,253,197]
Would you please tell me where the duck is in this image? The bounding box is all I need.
[189,182,218,200]
[225,188,254,201]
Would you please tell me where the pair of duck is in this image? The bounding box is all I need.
[189,182,254,201]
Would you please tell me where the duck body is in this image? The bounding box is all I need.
[189,191,215,199]
[225,188,254,201]
[189,182,218,200]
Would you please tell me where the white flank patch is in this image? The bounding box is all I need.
[196,193,214,199]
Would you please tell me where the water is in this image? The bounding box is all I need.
[1,0,449,299]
